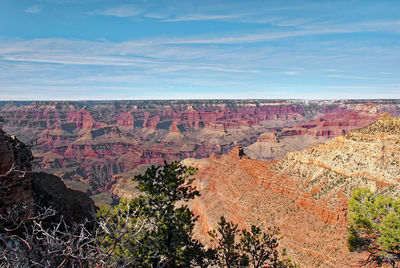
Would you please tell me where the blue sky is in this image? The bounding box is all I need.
[0,0,399,100]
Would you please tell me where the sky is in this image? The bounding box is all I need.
[0,0,399,100]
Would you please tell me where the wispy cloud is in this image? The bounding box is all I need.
[145,14,166,19]
[327,74,378,80]
[86,1,318,25]
[91,4,141,18]
[282,71,299,75]
[24,5,42,14]
[163,20,400,44]
[1,19,400,99]
[164,14,242,22]
[1,35,399,81]
[195,65,259,73]
[2,54,155,66]
[38,0,87,3]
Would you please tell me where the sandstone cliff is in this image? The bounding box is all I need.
[183,114,400,267]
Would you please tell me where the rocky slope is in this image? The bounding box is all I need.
[1,100,399,200]
[182,114,400,267]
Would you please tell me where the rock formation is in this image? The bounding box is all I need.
[245,102,382,161]
[31,172,95,222]
[1,100,399,201]
[244,131,285,160]
[2,101,399,265]
[183,114,400,267]
[0,128,33,212]
[0,127,95,222]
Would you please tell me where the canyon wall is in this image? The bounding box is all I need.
[2,100,399,265]
[1,100,399,200]
[182,114,400,267]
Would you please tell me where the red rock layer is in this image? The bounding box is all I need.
[245,103,382,161]
[184,115,400,267]
[280,103,380,138]
[185,148,361,267]
[1,100,399,195]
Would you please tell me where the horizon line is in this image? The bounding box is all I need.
[0,98,399,102]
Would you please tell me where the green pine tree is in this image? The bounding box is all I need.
[347,187,400,267]
[98,162,211,267]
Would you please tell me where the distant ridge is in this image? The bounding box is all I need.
[351,113,400,135]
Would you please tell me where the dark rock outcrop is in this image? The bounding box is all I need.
[31,172,96,223]
[0,128,95,223]
[0,128,33,212]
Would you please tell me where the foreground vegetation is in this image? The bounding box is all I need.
[348,187,400,267]
[0,162,295,267]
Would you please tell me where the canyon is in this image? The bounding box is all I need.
[1,100,399,204]
[1,100,400,266]
[182,113,400,267]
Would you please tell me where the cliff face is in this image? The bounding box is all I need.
[244,103,381,160]
[1,100,399,197]
[183,114,400,267]
[0,128,95,222]
[31,172,95,222]
[275,113,400,198]
[0,128,33,212]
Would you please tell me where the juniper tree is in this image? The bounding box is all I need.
[209,216,249,267]
[240,225,280,268]
[348,187,400,267]
[210,216,297,268]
